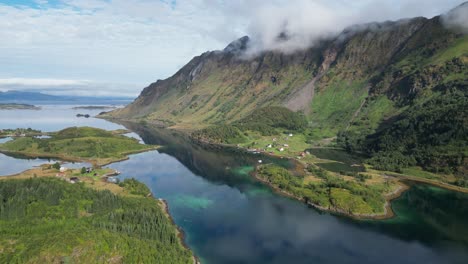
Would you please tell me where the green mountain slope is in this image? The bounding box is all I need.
[103,9,467,177]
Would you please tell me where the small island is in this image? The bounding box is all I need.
[76,113,91,118]
[0,126,157,166]
[73,105,117,110]
[0,128,44,138]
[0,103,41,110]
[0,126,195,263]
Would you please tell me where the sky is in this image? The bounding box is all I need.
[0,0,466,97]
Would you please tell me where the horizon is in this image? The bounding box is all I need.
[1,0,466,97]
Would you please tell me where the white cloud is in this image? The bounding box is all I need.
[0,78,86,86]
[0,0,465,96]
[442,2,468,33]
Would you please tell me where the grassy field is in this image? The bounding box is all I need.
[0,127,157,166]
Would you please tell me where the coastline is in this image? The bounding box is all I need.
[158,199,201,264]
[97,118,468,219]
[253,171,410,220]
[0,165,198,263]
[0,146,159,167]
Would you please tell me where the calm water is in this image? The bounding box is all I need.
[1,107,468,264]
[0,104,124,132]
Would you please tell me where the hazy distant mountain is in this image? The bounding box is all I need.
[0,90,133,105]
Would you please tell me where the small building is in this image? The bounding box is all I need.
[279,148,284,152]
[283,144,289,147]
[258,160,263,164]
[59,167,67,173]
[267,144,272,148]
[289,133,293,137]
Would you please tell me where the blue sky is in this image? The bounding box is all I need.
[0,0,465,97]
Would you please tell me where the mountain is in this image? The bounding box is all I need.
[0,90,133,105]
[103,7,467,176]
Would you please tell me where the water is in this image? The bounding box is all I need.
[1,107,468,264]
[0,137,12,143]
[0,104,124,131]
[0,153,91,176]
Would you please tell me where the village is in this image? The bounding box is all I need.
[37,161,123,185]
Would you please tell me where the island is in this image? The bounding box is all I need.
[0,126,196,263]
[0,103,41,110]
[72,106,117,110]
[0,128,44,138]
[0,126,157,166]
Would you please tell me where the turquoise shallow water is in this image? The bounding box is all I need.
[1,107,467,264]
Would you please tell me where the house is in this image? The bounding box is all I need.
[266,144,272,148]
[279,148,284,152]
[289,133,293,137]
[283,144,289,147]
[59,167,67,173]
[258,160,263,164]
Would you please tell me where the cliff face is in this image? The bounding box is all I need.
[104,15,467,134]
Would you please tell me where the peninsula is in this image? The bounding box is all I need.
[0,126,195,263]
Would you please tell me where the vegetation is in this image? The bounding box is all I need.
[119,178,151,196]
[0,128,42,138]
[0,127,156,165]
[0,103,40,110]
[192,106,307,144]
[257,164,395,216]
[0,177,192,263]
[339,90,467,179]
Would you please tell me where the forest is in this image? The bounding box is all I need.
[338,89,467,182]
[0,177,192,263]
[191,106,307,144]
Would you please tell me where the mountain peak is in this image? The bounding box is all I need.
[223,36,250,54]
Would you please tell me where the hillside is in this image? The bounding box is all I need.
[103,13,466,130]
[102,8,467,180]
[0,177,192,263]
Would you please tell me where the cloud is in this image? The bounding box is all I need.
[442,2,468,33]
[202,0,467,55]
[0,78,85,87]
[0,0,465,96]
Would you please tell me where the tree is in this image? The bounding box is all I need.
[81,167,87,174]
[52,162,61,170]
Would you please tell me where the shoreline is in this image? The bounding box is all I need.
[0,146,159,167]
[253,171,410,220]
[98,118,468,219]
[158,198,201,264]
[0,165,199,263]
